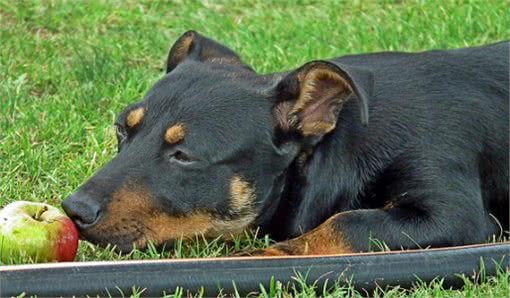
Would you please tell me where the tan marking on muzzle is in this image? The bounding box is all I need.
[164,123,186,144]
[126,107,145,128]
[90,183,258,249]
[93,185,211,248]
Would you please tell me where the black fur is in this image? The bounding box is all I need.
[62,31,509,253]
[267,42,510,250]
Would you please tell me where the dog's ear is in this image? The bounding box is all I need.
[271,61,372,137]
[166,30,252,73]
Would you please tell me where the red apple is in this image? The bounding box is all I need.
[0,201,79,263]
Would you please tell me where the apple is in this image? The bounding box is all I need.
[0,201,78,263]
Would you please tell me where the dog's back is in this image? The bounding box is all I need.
[325,42,509,230]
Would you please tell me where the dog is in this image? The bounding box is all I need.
[62,31,509,255]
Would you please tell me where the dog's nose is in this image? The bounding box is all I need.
[61,192,102,229]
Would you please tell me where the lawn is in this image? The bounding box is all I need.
[0,0,509,296]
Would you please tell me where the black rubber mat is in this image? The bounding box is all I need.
[1,242,508,297]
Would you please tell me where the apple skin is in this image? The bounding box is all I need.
[0,201,79,263]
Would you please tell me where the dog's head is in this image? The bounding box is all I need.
[62,31,371,251]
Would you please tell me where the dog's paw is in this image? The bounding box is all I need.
[234,241,293,257]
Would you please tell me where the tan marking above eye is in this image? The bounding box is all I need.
[164,123,186,144]
[126,107,145,128]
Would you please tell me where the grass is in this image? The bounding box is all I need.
[1,0,509,296]
[104,268,510,298]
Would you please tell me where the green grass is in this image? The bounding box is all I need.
[1,0,509,296]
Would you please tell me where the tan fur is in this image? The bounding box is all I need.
[229,175,256,212]
[126,107,145,128]
[272,101,294,131]
[91,186,211,248]
[197,175,257,239]
[290,67,352,136]
[300,121,337,137]
[207,214,256,239]
[256,213,353,256]
[172,34,194,66]
[257,247,289,256]
[288,215,352,255]
[90,183,255,248]
[171,34,243,67]
[164,123,186,144]
[292,68,350,112]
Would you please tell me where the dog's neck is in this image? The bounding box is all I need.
[255,127,370,240]
[253,148,314,239]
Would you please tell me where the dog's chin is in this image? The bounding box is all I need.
[80,232,179,254]
[79,231,148,253]
[91,238,145,253]
[111,239,177,253]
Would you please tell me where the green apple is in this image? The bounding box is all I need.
[0,201,78,263]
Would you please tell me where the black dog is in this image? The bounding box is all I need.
[62,31,509,255]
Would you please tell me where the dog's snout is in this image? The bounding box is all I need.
[62,192,102,229]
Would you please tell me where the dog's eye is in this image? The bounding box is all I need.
[170,150,193,163]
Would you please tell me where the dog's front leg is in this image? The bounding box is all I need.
[247,213,355,256]
[244,204,496,256]
[243,159,504,256]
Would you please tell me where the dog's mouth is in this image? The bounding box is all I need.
[77,220,148,253]
[75,213,256,253]
[78,229,178,254]
[75,212,215,253]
